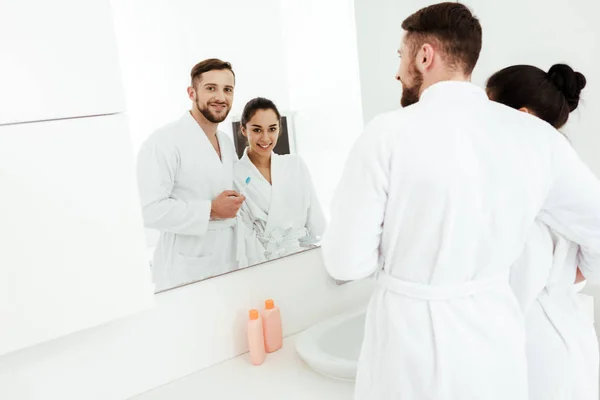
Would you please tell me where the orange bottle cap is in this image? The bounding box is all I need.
[265,299,275,310]
[249,309,259,320]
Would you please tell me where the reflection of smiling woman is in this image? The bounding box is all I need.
[234,97,326,266]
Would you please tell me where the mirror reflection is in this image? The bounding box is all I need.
[136,60,326,292]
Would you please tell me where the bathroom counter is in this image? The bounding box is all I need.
[131,334,354,400]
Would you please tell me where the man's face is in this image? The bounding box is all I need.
[396,37,424,108]
[190,69,235,123]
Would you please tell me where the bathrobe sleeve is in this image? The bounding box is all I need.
[539,133,600,282]
[299,158,327,238]
[136,133,211,236]
[321,115,391,280]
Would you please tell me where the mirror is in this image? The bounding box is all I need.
[109,0,366,293]
[135,83,326,292]
[130,62,329,292]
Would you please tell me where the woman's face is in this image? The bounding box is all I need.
[242,108,280,156]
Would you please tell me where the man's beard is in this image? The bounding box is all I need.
[400,64,424,108]
[197,100,230,123]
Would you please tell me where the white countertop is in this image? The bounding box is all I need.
[131,334,355,400]
[131,294,594,400]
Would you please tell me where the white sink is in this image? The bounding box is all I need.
[295,308,366,381]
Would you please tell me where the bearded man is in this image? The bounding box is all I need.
[137,59,244,292]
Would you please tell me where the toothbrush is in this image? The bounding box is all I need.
[239,176,251,197]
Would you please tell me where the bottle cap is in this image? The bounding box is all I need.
[265,299,275,310]
[249,309,259,320]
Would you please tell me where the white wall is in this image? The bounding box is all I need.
[0,249,373,400]
[0,0,155,357]
[0,115,155,357]
[353,0,412,124]
[0,0,126,124]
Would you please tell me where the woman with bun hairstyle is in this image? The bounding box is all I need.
[487,64,597,400]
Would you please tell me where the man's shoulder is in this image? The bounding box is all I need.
[367,107,409,125]
[145,117,183,143]
[361,108,414,143]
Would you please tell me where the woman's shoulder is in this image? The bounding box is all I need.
[233,153,253,173]
[274,153,306,167]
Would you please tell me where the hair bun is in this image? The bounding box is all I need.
[547,64,586,111]
[576,72,587,91]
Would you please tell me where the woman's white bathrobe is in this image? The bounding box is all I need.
[511,221,599,400]
[234,151,326,267]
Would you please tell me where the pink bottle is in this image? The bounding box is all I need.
[262,299,283,353]
[247,309,266,365]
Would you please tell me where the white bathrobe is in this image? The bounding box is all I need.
[137,112,238,292]
[511,221,599,400]
[322,81,600,400]
[233,150,326,267]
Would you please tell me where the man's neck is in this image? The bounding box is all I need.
[190,108,218,137]
[419,72,471,96]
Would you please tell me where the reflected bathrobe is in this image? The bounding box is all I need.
[511,221,599,400]
[233,151,326,267]
[322,81,600,400]
[137,112,238,292]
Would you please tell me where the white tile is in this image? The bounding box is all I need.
[0,0,125,124]
[0,114,154,356]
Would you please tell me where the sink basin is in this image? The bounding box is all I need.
[295,308,366,381]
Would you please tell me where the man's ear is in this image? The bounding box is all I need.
[416,43,435,72]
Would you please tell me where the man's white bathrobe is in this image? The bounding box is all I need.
[137,112,238,292]
[234,150,326,267]
[322,81,600,400]
[511,221,599,400]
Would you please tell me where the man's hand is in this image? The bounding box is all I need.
[210,190,245,219]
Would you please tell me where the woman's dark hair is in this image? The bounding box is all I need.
[240,97,281,127]
[486,64,586,129]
